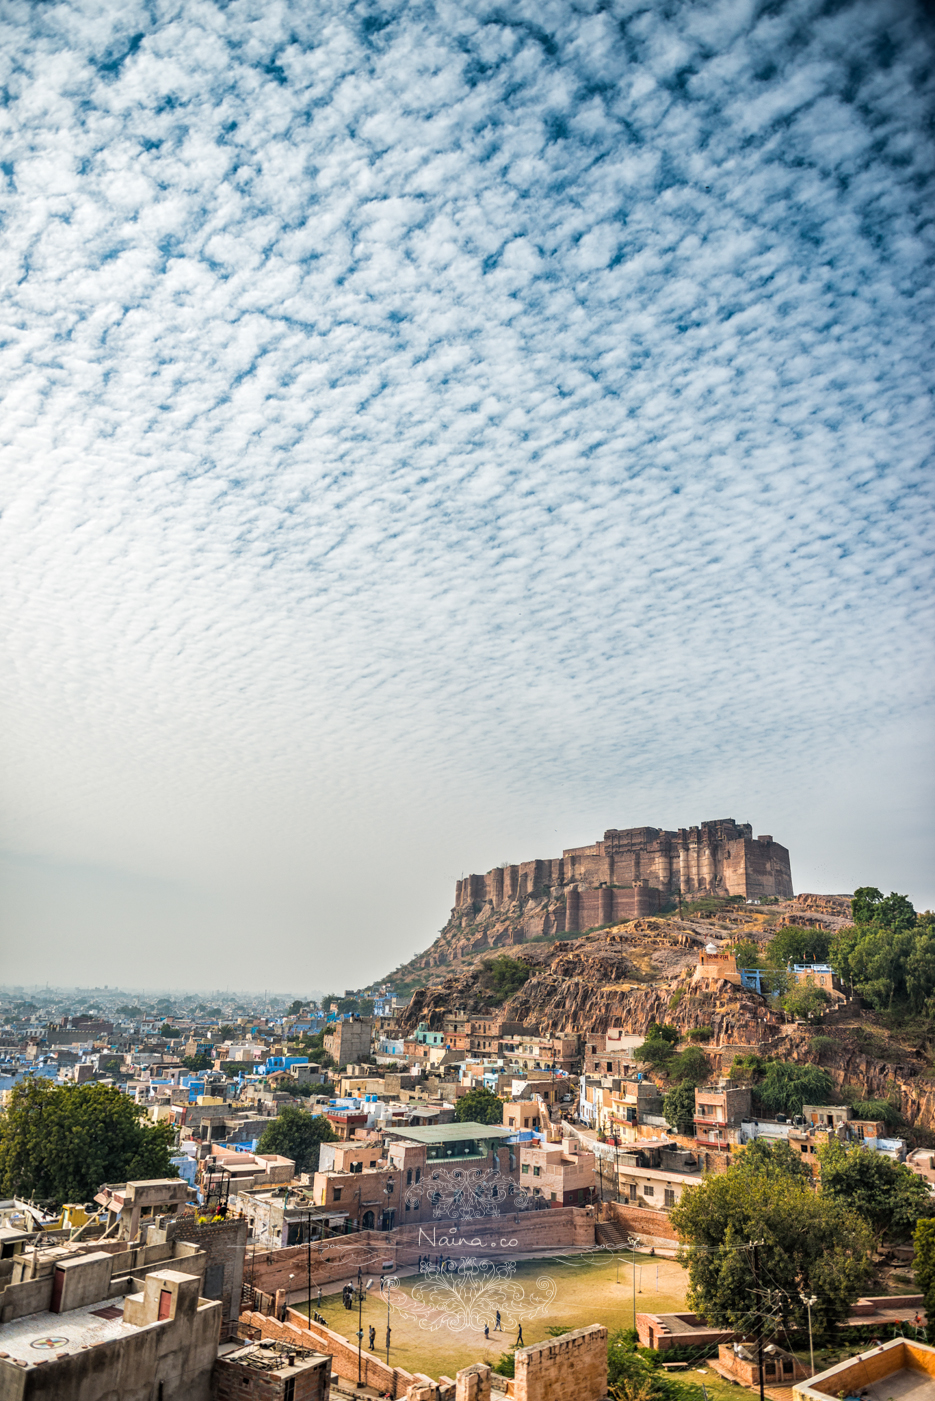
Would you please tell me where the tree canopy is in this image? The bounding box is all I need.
[817,1138,935,1241]
[663,1081,697,1134]
[670,1140,873,1334]
[482,955,531,1004]
[780,983,830,1022]
[765,925,832,968]
[756,1061,832,1116]
[852,887,918,931]
[256,1108,336,1174]
[454,1086,505,1125]
[0,1079,177,1207]
[914,1220,935,1331]
[830,921,935,1013]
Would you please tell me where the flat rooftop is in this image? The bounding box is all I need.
[387,1122,512,1144]
[0,1298,139,1365]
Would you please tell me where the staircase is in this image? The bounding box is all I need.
[596,1220,629,1248]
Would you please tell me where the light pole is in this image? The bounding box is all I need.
[627,1237,642,1329]
[306,1211,312,1323]
[357,1265,363,1388]
[384,1276,392,1365]
[800,1293,817,1375]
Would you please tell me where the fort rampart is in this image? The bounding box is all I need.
[454,818,792,935]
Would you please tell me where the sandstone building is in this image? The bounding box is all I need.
[454,818,792,936]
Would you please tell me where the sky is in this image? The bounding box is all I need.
[1,0,933,993]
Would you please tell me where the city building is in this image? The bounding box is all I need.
[214,1338,332,1400]
[321,1017,373,1069]
[518,1137,596,1206]
[693,1084,752,1148]
[793,1337,935,1401]
[0,1247,220,1400]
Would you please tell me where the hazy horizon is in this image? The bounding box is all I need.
[2,0,933,991]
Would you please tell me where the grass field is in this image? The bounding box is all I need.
[297,1249,695,1380]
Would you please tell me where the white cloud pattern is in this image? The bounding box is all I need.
[0,0,933,986]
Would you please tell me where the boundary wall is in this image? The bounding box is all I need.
[244,1206,597,1302]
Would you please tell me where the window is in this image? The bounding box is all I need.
[415,1168,420,1183]
[644,1184,654,1196]
[406,1169,412,1185]
[607,1062,613,1072]
[550,1192,557,1202]
[333,1188,342,1201]
[533,1166,540,1177]
[521,1164,529,1174]
[664,1188,675,1207]
[800,1144,808,1153]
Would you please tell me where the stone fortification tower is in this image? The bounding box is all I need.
[453,818,792,936]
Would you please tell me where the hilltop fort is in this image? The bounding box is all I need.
[401,819,793,975]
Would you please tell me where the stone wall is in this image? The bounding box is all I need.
[454,820,791,911]
[162,1216,247,1340]
[242,1309,417,1398]
[598,1201,678,1247]
[514,1324,608,1401]
[244,1207,598,1301]
[566,884,662,933]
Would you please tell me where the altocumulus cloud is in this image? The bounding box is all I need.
[0,0,933,985]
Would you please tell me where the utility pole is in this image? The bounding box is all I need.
[385,1277,392,1365]
[628,1237,641,1329]
[357,1265,363,1388]
[800,1293,817,1376]
[306,1211,312,1325]
[751,1242,765,1401]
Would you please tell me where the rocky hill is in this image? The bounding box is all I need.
[390,899,935,1135]
[387,893,852,992]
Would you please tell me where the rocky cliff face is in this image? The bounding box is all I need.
[395,913,935,1135]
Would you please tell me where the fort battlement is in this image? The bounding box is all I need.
[454,819,792,937]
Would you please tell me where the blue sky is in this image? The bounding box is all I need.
[1,0,933,990]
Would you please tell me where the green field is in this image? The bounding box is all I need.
[298,1249,695,1380]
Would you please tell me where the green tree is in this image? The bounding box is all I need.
[182,1053,213,1072]
[634,1023,680,1066]
[756,1061,832,1116]
[831,924,935,1013]
[729,941,762,970]
[817,1139,935,1242]
[913,1219,935,1335]
[647,1022,680,1044]
[740,1136,810,1181]
[670,1143,873,1334]
[287,999,306,1015]
[663,1081,697,1134]
[256,1108,336,1175]
[454,1087,505,1126]
[780,983,830,1022]
[666,1047,710,1086]
[633,1037,675,1068]
[159,1022,174,1039]
[0,1079,177,1207]
[483,955,531,1003]
[852,887,917,931]
[766,926,832,968]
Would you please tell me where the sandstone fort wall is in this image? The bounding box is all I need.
[454,818,792,931]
